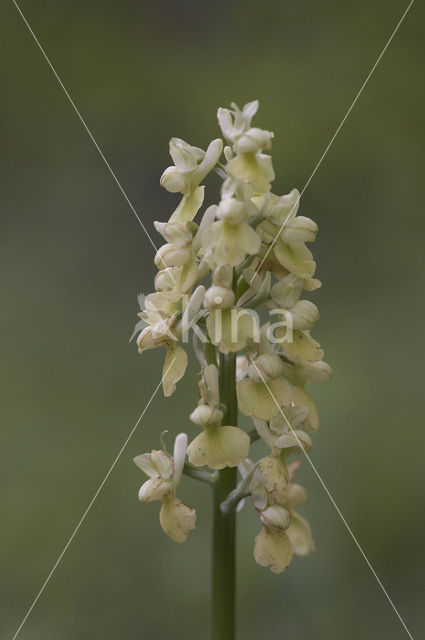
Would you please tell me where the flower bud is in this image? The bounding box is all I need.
[160,166,188,193]
[224,145,233,161]
[280,216,317,244]
[270,275,304,308]
[260,505,291,532]
[248,354,284,382]
[204,285,235,310]
[154,268,177,291]
[234,127,273,154]
[212,265,233,288]
[154,221,193,247]
[189,403,223,426]
[136,318,176,353]
[289,300,319,330]
[154,243,192,269]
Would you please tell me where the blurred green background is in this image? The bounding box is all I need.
[1,0,424,638]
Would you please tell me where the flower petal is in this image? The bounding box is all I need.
[279,360,332,386]
[227,152,274,193]
[172,433,188,487]
[254,527,293,573]
[287,512,315,556]
[290,387,319,431]
[202,220,260,267]
[187,425,250,469]
[169,186,205,223]
[237,379,291,420]
[162,346,188,397]
[274,430,313,456]
[258,455,289,504]
[191,138,223,186]
[277,329,324,363]
[159,496,196,543]
[138,478,171,503]
[133,453,157,478]
[274,241,316,279]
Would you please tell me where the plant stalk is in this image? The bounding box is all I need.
[211,352,238,640]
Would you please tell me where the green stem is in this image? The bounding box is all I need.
[183,463,217,485]
[211,352,237,640]
[248,429,261,443]
[205,341,217,366]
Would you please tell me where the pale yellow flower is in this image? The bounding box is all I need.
[252,460,314,572]
[161,137,223,197]
[187,424,250,470]
[187,364,250,469]
[237,378,291,421]
[254,527,293,573]
[217,100,273,154]
[134,434,196,543]
[206,307,259,354]
[137,287,205,396]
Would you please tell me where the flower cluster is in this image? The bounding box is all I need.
[133,101,331,570]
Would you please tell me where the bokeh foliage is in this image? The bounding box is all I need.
[1,0,424,637]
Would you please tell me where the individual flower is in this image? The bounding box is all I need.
[201,198,261,267]
[253,407,312,459]
[134,433,196,543]
[237,379,290,421]
[217,100,274,154]
[187,364,250,469]
[253,454,289,506]
[137,286,205,396]
[161,138,223,197]
[254,526,293,573]
[187,425,250,470]
[204,265,235,310]
[206,307,260,354]
[153,216,209,294]
[160,137,223,225]
[253,461,314,572]
[218,101,275,193]
[226,153,275,195]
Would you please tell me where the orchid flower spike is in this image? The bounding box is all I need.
[132,99,330,578]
